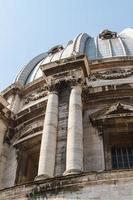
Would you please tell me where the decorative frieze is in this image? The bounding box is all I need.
[88,68,133,81]
[24,87,48,105]
[99,29,117,39]
[48,77,84,93]
[14,121,44,145]
[26,181,63,200]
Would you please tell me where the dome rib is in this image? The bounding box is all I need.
[108,39,113,57]
[118,37,127,56]
[16,53,47,85]
[16,28,133,85]
[95,37,99,59]
[74,33,90,54]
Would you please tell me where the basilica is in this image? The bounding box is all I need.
[1,28,133,199]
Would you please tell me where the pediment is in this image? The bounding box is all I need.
[90,103,133,122]
[105,103,133,115]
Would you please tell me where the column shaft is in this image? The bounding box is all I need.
[65,86,83,174]
[0,142,8,187]
[0,119,7,185]
[11,93,21,114]
[0,119,7,157]
[37,92,58,179]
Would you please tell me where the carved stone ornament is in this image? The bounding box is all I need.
[99,29,117,39]
[26,182,63,200]
[90,103,133,125]
[24,86,48,105]
[105,102,133,115]
[48,76,84,92]
[15,121,43,142]
[88,69,133,81]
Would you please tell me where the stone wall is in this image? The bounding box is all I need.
[2,146,17,188]
[1,170,133,200]
[83,109,105,171]
[54,87,70,176]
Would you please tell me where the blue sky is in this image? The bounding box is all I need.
[0,0,132,90]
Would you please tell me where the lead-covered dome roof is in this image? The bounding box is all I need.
[16,28,133,85]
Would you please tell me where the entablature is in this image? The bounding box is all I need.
[13,131,42,148]
[82,83,133,104]
[23,89,48,106]
[1,82,23,99]
[89,56,133,71]
[15,100,46,125]
[23,77,47,95]
[40,54,89,85]
[13,119,43,148]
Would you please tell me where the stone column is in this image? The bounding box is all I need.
[7,94,14,110]
[11,93,21,114]
[64,85,83,175]
[36,91,58,179]
[0,119,7,185]
[0,119,7,157]
[0,142,9,187]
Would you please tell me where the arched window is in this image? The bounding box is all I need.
[15,134,41,184]
[90,103,133,170]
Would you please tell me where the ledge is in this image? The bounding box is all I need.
[1,169,133,193]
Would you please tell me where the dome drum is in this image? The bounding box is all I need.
[1,29,133,199]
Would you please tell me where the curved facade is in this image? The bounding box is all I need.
[1,29,133,199]
[16,28,133,85]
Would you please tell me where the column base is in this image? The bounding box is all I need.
[35,174,50,181]
[63,169,82,176]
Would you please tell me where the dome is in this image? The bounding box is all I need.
[16,28,133,85]
[15,53,47,85]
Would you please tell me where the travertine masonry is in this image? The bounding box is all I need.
[1,29,133,199]
[65,86,83,174]
[83,110,105,171]
[0,119,7,186]
[11,93,21,114]
[54,87,70,176]
[2,146,17,188]
[1,170,133,200]
[37,92,58,178]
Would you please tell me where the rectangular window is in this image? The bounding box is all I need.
[111,147,133,169]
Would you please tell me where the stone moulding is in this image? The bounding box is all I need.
[1,82,23,98]
[82,83,133,104]
[13,120,44,144]
[24,169,133,199]
[88,68,133,81]
[24,90,48,105]
[40,54,90,78]
[89,102,133,129]
[24,77,47,95]
[13,131,42,147]
[16,100,47,120]
[89,56,133,71]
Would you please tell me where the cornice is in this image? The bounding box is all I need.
[15,100,47,126]
[40,54,89,78]
[89,56,133,71]
[13,131,42,148]
[82,83,133,104]
[23,77,47,95]
[23,87,48,105]
[1,82,23,98]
